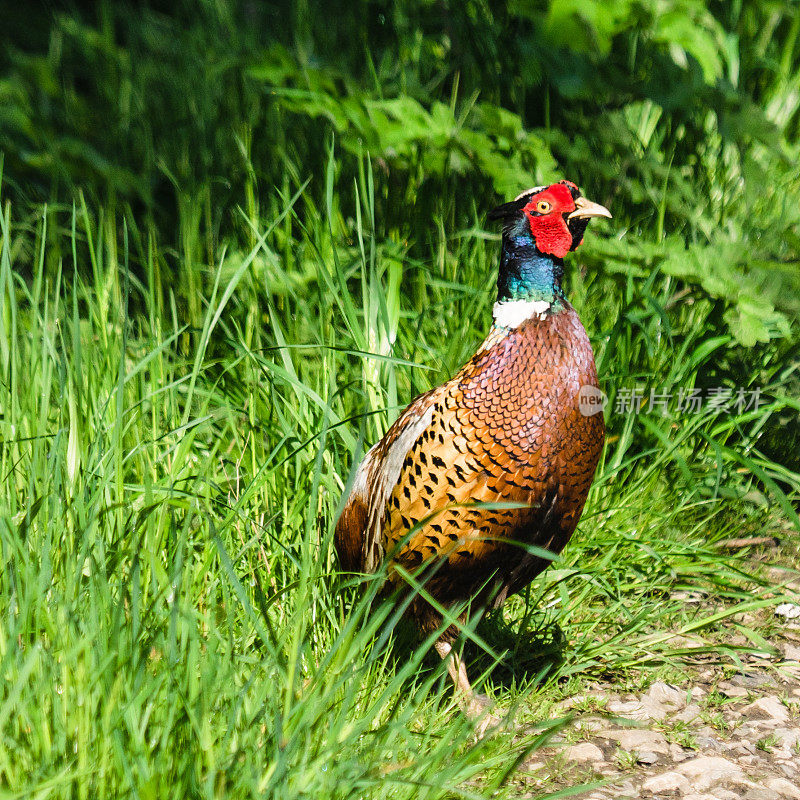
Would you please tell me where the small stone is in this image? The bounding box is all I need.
[723,710,743,727]
[767,778,800,799]
[749,650,777,662]
[695,735,724,751]
[610,779,636,796]
[689,685,707,700]
[607,698,667,722]
[602,728,670,754]
[674,703,703,723]
[670,742,689,762]
[607,699,636,715]
[782,764,799,779]
[743,787,781,800]
[776,603,800,620]
[744,696,789,722]
[647,681,686,708]
[642,771,691,793]
[566,742,605,764]
[636,750,659,764]
[576,718,607,733]
[772,727,800,753]
[676,756,743,791]
[718,682,749,698]
[715,791,741,800]
[782,643,800,662]
[731,672,772,689]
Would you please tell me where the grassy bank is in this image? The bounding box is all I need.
[0,159,797,796]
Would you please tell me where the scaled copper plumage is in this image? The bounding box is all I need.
[337,304,603,636]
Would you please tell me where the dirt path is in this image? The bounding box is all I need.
[518,596,800,798]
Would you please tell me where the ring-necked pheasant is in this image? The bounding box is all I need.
[336,180,610,723]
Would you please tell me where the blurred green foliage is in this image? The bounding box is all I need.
[1,0,799,348]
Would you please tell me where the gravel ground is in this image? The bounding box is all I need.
[516,570,800,798]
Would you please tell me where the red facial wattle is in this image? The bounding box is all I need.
[521,183,577,259]
[525,213,573,258]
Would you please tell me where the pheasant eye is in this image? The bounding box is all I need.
[536,200,551,214]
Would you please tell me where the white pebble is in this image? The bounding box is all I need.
[775,603,800,620]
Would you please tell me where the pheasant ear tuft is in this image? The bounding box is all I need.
[489,185,549,220]
[488,197,528,221]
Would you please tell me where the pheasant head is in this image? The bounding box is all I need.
[488,181,611,315]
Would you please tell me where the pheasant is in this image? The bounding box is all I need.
[335,180,610,720]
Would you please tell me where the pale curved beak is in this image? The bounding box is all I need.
[568,196,612,220]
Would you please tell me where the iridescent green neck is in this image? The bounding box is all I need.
[497,217,565,309]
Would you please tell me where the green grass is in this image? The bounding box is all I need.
[0,151,797,798]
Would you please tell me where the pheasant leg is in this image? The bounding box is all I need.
[434,639,497,735]
[434,639,473,694]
